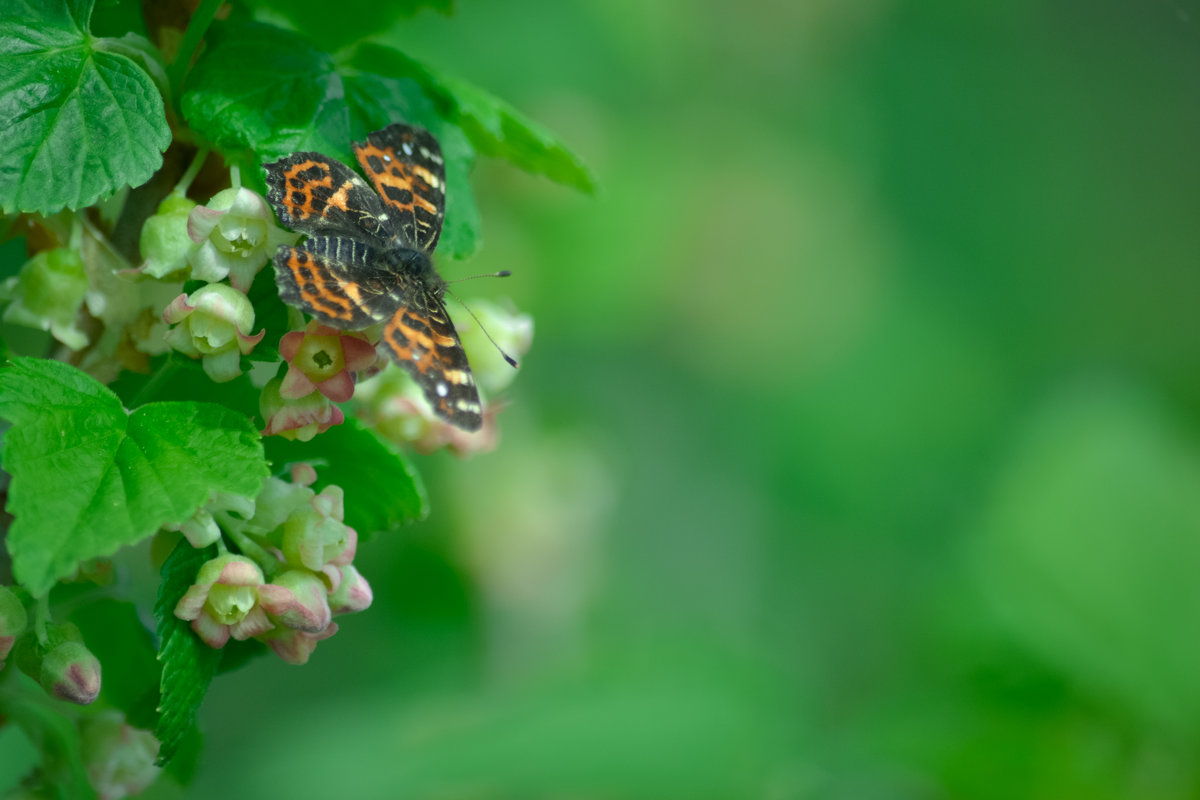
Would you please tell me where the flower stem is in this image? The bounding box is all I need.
[167,0,223,106]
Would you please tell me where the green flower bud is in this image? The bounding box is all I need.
[139,191,197,279]
[2,247,89,350]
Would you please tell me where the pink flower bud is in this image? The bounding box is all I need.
[258,570,332,633]
[328,565,373,615]
[81,711,161,799]
[41,640,102,705]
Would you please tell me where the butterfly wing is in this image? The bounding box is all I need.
[381,292,483,432]
[352,124,446,252]
[264,153,392,243]
[273,236,398,329]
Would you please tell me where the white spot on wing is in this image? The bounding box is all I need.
[402,142,413,155]
[436,383,448,397]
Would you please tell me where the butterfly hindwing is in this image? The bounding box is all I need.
[273,237,398,329]
[381,295,483,431]
[353,124,446,252]
[264,153,392,242]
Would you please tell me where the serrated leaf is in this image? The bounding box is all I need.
[181,22,349,162]
[0,357,268,597]
[264,418,428,537]
[154,541,221,766]
[352,44,595,193]
[0,0,170,215]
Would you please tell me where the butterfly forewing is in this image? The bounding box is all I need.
[264,153,392,243]
[353,124,446,252]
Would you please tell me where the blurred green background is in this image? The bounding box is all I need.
[182,1,1200,797]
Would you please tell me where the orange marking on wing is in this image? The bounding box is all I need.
[281,159,333,220]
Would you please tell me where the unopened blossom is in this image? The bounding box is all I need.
[187,184,296,291]
[174,555,272,648]
[328,565,373,615]
[257,570,332,633]
[40,636,102,705]
[163,283,264,382]
[1,247,90,350]
[260,377,344,441]
[139,190,196,280]
[279,321,377,402]
[81,712,162,800]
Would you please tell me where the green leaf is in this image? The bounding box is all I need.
[264,418,428,537]
[182,22,349,163]
[251,0,451,54]
[352,44,596,193]
[154,540,221,767]
[0,357,268,597]
[0,0,170,214]
[70,598,160,729]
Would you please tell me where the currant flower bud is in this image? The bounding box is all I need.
[81,712,161,800]
[449,298,533,394]
[139,191,197,280]
[1,247,90,350]
[328,565,373,615]
[174,555,272,648]
[260,377,344,441]
[259,621,338,665]
[35,623,102,705]
[279,321,378,402]
[187,185,296,291]
[0,586,28,666]
[163,284,265,382]
[257,570,332,633]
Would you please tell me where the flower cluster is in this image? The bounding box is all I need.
[156,166,296,382]
[259,321,378,441]
[173,465,371,664]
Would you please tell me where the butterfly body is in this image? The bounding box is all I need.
[263,124,483,431]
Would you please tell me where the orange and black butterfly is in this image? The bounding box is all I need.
[264,124,482,431]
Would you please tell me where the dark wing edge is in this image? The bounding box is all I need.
[379,292,482,431]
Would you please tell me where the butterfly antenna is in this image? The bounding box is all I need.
[444,285,519,368]
[447,269,512,283]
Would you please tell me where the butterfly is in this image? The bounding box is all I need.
[263,123,483,431]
